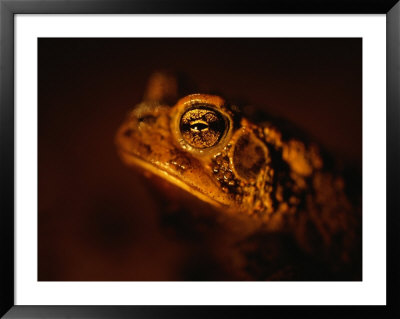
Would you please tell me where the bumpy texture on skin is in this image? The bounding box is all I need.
[116,74,361,280]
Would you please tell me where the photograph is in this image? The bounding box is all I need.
[38,37,362,282]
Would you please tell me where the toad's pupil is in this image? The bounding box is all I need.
[190,123,208,131]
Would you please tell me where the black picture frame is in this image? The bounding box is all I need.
[1,0,399,318]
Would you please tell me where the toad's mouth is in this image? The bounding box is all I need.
[118,149,233,209]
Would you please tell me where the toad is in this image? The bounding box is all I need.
[116,72,361,280]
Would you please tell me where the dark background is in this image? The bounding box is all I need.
[38,38,361,281]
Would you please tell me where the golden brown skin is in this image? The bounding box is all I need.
[116,73,361,280]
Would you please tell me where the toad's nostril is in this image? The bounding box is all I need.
[123,129,133,137]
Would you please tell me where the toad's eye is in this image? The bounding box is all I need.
[180,106,227,149]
